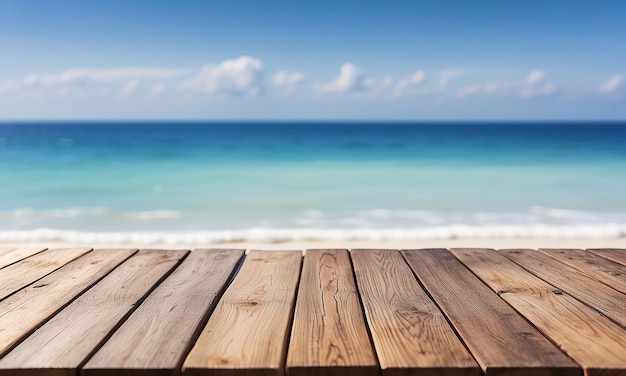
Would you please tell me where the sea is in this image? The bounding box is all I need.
[1,121,625,244]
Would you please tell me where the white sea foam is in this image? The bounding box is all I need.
[1,224,625,244]
[294,207,626,229]
[128,210,182,220]
[4,207,109,219]
[2,206,625,243]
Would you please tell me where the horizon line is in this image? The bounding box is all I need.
[2,119,626,124]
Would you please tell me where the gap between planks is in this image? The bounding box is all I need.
[0,249,138,358]
[402,248,579,376]
[83,249,245,376]
[182,250,302,376]
[452,248,626,376]
[351,249,479,376]
[0,249,188,376]
[287,249,378,376]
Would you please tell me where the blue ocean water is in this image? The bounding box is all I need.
[1,121,625,243]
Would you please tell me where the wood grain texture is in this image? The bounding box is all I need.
[84,249,244,376]
[0,249,187,376]
[539,248,626,295]
[453,248,626,376]
[351,249,479,376]
[286,249,377,376]
[182,250,302,376]
[0,249,137,358]
[500,249,626,328]
[402,249,578,376]
[0,248,46,270]
[0,248,91,300]
[587,249,626,267]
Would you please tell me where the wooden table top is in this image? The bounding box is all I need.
[0,247,625,376]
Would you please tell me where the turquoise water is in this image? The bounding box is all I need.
[1,122,625,243]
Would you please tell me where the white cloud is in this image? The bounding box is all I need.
[393,71,427,98]
[456,81,514,98]
[318,63,366,94]
[316,63,394,100]
[0,67,184,93]
[179,56,263,97]
[456,70,557,99]
[149,82,166,97]
[521,70,557,98]
[438,69,463,89]
[119,79,139,98]
[598,74,623,94]
[525,70,545,86]
[272,70,304,96]
[363,75,394,99]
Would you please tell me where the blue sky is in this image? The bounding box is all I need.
[1,0,625,119]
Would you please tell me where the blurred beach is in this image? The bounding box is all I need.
[2,121,625,250]
[3,238,626,252]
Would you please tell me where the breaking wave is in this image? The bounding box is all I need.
[1,224,625,244]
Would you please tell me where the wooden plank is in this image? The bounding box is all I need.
[286,249,378,376]
[351,249,479,376]
[402,249,578,376]
[540,248,626,295]
[452,248,626,376]
[0,249,187,376]
[0,249,18,259]
[501,249,626,328]
[587,249,626,267]
[83,249,244,376]
[0,249,136,357]
[0,248,46,269]
[182,250,302,376]
[0,248,92,300]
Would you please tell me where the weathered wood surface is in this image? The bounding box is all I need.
[0,247,625,376]
[0,250,186,376]
[540,248,626,294]
[501,248,626,328]
[351,249,479,376]
[84,249,244,376]
[182,250,302,376]
[0,249,136,357]
[453,248,626,376]
[402,248,578,376]
[0,248,91,300]
[0,248,46,270]
[588,248,626,267]
[286,249,377,376]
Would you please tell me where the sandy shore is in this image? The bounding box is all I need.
[3,237,625,251]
